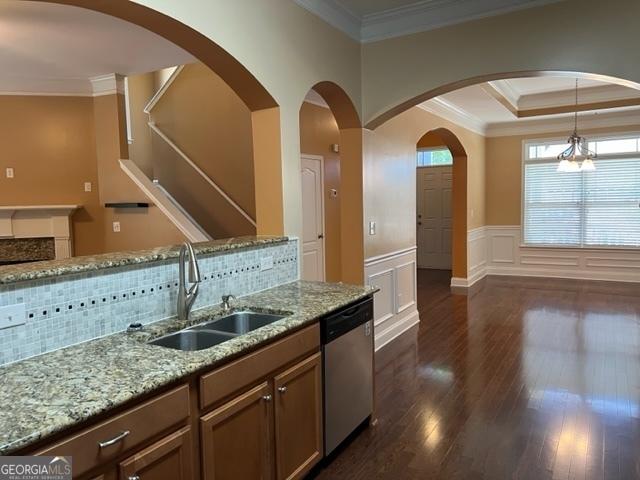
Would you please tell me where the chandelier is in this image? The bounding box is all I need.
[557,79,596,172]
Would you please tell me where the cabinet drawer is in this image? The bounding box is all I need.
[36,385,190,477]
[200,324,320,410]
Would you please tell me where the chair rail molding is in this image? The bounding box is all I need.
[365,247,419,351]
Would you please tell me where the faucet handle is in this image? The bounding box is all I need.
[221,294,236,310]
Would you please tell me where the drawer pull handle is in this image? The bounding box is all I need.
[98,430,130,448]
[262,394,272,402]
[277,386,287,394]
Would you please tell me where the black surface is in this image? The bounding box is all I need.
[321,296,373,343]
[104,202,149,208]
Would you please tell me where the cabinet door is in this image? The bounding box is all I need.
[274,353,323,480]
[200,382,274,480]
[118,427,193,480]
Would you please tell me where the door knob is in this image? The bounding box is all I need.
[417,222,422,226]
[318,234,324,239]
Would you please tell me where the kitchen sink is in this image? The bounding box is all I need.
[148,310,288,351]
[190,311,286,335]
[149,329,236,351]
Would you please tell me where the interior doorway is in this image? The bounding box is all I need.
[301,154,326,281]
[417,153,453,270]
[416,129,468,283]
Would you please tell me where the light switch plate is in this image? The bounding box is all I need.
[112,221,121,233]
[0,303,26,330]
[5,167,14,179]
[84,182,92,192]
[369,221,376,235]
[261,256,274,271]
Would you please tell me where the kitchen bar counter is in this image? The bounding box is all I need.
[0,280,376,455]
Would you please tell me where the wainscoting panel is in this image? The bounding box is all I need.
[365,247,420,351]
[483,226,640,283]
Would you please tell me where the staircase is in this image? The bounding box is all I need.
[123,64,257,240]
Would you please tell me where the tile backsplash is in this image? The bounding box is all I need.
[0,239,298,365]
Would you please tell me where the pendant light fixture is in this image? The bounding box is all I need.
[557,79,597,172]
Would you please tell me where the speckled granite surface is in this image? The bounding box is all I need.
[0,280,376,455]
[0,238,55,264]
[0,236,287,285]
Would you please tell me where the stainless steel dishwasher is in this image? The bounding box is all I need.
[321,296,374,456]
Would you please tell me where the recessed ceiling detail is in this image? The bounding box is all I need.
[295,0,567,42]
[419,76,640,137]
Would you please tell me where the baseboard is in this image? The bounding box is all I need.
[374,310,420,352]
[486,265,640,283]
[450,266,487,288]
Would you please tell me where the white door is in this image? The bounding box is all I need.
[301,155,325,281]
[417,166,453,269]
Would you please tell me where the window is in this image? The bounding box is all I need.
[523,134,640,248]
[417,147,453,167]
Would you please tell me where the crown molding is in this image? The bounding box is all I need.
[89,73,125,96]
[294,0,361,41]
[519,84,640,110]
[418,97,487,135]
[488,80,519,108]
[486,109,640,137]
[296,0,566,43]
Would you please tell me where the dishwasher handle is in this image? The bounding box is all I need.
[322,297,373,343]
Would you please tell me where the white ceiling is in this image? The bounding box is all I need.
[0,1,195,95]
[295,0,567,42]
[420,76,640,137]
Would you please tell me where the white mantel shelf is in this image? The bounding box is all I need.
[0,205,81,260]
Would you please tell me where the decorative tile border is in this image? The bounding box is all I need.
[0,240,298,365]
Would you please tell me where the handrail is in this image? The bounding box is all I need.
[148,121,257,227]
[143,65,185,114]
[119,159,210,243]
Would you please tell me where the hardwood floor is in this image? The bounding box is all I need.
[315,270,640,479]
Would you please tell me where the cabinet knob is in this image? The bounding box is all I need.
[277,386,287,394]
[128,476,140,480]
[262,394,272,402]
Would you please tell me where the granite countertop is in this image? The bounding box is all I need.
[0,235,287,285]
[0,280,376,455]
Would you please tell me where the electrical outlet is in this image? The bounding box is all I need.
[261,256,274,271]
[5,167,14,179]
[84,182,92,192]
[112,221,121,233]
[0,304,26,330]
[369,221,376,235]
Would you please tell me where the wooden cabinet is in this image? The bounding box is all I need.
[200,382,274,480]
[274,353,323,480]
[200,352,323,480]
[118,427,193,480]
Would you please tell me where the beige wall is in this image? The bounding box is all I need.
[364,107,485,264]
[362,0,640,126]
[299,101,342,282]
[0,95,105,256]
[0,94,184,257]
[486,124,640,226]
[127,72,156,178]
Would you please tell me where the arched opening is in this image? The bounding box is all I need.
[366,71,640,130]
[416,129,467,281]
[298,82,364,284]
[39,0,285,237]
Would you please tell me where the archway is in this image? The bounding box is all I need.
[298,82,364,284]
[366,71,640,130]
[416,129,467,280]
[37,0,284,235]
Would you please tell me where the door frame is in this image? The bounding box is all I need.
[416,163,453,270]
[301,153,326,281]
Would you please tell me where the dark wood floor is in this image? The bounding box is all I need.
[316,270,640,479]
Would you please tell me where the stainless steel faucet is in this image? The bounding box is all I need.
[221,294,236,312]
[177,242,201,320]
